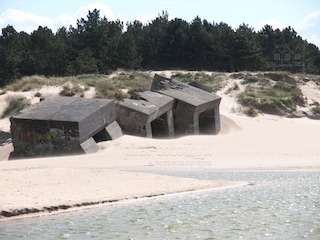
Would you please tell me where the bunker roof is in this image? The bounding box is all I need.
[151,74,221,106]
[12,97,114,122]
[118,91,174,116]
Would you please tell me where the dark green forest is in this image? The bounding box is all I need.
[1,9,320,87]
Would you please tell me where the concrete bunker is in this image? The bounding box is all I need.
[116,91,174,138]
[151,74,221,136]
[10,97,121,158]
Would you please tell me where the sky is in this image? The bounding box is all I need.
[0,0,320,48]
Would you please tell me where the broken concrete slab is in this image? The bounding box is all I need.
[105,121,123,140]
[116,91,174,138]
[80,137,99,154]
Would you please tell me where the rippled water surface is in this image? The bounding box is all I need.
[1,171,319,239]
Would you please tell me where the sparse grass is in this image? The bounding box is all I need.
[286,73,320,87]
[95,80,114,98]
[311,105,320,115]
[241,75,270,87]
[238,81,304,116]
[111,71,152,91]
[314,76,320,85]
[226,83,239,94]
[171,72,226,92]
[59,82,84,97]
[4,75,67,92]
[34,92,42,97]
[114,89,130,100]
[171,72,194,83]
[1,95,31,118]
[3,71,319,119]
[244,106,259,117]
[75,74,107,87]
[3,74,104,93]
[95,71,152,98]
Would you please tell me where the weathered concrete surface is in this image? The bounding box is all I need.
[80,137,99,154]
[116,91,174,138]
[151,74,221,136]
[105,121,123,140]
[10,97,116,158]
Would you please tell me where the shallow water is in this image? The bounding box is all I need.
[1,171,319,239]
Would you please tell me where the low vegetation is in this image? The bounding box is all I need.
[237,74,305,116]
[59,82,85,97]
[95,71,152,99]
[171,72,226,92]
[2,70,320,119]
[4,75,66,92]
[1,95,31,118]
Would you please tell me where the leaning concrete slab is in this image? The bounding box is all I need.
[151,74,221,136]
[10,97,116,158]
[116,91,174,138]
[80,137,99,154]
[105,121,123,140]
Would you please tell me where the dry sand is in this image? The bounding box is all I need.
[0,74,320,220]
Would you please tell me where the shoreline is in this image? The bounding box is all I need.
[0,181,248,222]
[1,162,319,222]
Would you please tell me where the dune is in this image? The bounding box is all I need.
[0,72,319,220]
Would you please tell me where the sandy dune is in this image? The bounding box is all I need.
[0,72,319,220]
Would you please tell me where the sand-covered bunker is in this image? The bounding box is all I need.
[151,74,221,136]
[9,74,221,158]
[10,97,121,158]
[116,91,175,138]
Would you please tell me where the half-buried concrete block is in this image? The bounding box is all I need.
[151,74,221,136]
[116,91,174,138]
[10,97,117,158]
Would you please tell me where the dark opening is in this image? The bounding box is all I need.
[93,128,112,142]
[199,108,216,134]
[151,113,169,138]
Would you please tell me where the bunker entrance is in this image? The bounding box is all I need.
[93,128,112,142]
[151,113,169,138]
[199,108,216,134]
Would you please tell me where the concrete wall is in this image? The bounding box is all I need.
[116,104,151,137]
[10,119,83,158]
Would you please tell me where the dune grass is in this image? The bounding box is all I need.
[171,72,226,92]
[3,72,153,99]
[1,95,31,118]
[3,71,319,118]
[238,75,304,116]
[95,71,152,99]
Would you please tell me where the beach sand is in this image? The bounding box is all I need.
[0,74,319,220]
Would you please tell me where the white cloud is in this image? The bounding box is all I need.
[54,13,75,29]
[74,2,115,21]
[296,10,320,48]
[0,8,53,33]
[0,2,115,33]
[309,34,320,46]
[297,10,320,30]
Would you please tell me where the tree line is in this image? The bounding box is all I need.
[1,9,320,87]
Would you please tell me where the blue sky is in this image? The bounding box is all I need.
[1,0,320,48]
